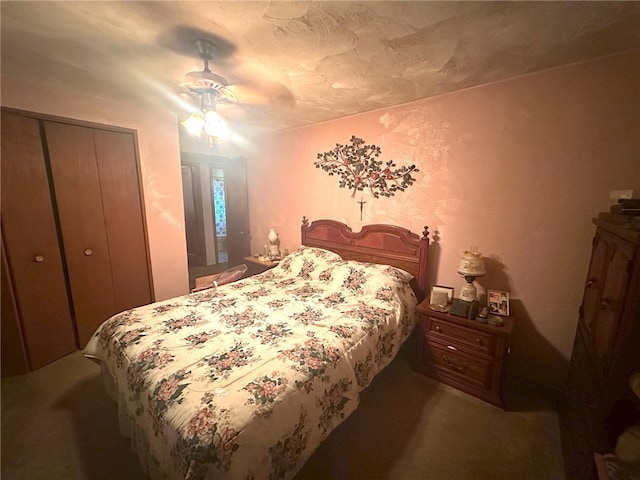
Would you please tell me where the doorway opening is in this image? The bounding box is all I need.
[180,153,250,290]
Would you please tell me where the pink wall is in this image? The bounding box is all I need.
[246,50,640,388]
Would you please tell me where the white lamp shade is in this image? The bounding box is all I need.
[180,113,204,136]
[457,250,486,277]
[203,110,232,140]
[267,228,278,244]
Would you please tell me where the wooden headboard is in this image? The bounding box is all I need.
[301,217,430,300]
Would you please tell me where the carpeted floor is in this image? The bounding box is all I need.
[1,341,565,480]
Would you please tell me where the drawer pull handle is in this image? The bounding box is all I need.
[586,278,597,288]
[34,255,45,263]
[443,355,467,372]
[476,338,483,345]
[84,248,93,256]
[446,345,457,351]
[434,325,442,332]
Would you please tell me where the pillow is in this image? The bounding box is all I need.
[273,246,342,280]
[318,260,413,297]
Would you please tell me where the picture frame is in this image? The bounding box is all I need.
[487,289,510,316]
[431,285,454,304]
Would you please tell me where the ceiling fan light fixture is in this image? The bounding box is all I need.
[181,112,205,137]
[179,38,234,144]
[203,110,232,141]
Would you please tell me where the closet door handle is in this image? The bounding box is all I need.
[34,255,45,263]
[84,248,93,256]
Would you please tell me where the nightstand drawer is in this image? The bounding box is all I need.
[428,317,496,356]
[426,342,493,389]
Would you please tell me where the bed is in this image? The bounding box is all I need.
[84,218,430,479]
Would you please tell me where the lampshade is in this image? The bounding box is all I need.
[203,110,231,141]
[457,246,486,277]
[457,246,485,302]
[180,113,205,137]
[180,88,232,144]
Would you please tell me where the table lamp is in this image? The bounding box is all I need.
[457,245,486,302]
[267,228,280,260]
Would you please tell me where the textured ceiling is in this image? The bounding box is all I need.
[1,1,639,135]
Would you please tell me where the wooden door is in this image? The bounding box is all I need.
[223,157,251,266]
[93,129,153,312]
[0,111,77,369]
[44,121,118,346]
[44,122,153,346]
[2,237,30,375]
[181,165,206,267]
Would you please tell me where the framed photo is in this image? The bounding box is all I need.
[431,285,454,304]
[487,290,510,316]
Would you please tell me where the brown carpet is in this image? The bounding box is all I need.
[1,341,565,480]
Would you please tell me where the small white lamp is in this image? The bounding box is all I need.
[457,245,486,302]
[267,228,280,259]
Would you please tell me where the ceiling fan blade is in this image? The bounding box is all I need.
[224,82,296,107]
[158,27,236,63]
[175,35,294,111]
[218,86,239,104]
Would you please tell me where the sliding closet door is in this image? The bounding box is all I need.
[1,111,77,369]
[93,129,152,311]
[44,121,118,346]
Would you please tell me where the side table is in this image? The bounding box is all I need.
[415,297,514,408]
[243,256,280,277]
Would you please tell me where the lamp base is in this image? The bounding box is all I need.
[459,282,477,302]
[268,244,280,260]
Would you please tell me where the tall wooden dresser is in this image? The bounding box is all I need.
[1,109,154,375]
[561,216,640,479]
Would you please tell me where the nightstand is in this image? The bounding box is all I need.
[243,256,280,277]
[415,297,513,408]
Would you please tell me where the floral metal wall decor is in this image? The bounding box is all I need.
[314,135,419,198]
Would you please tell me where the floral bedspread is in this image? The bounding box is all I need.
[84,247,417,480]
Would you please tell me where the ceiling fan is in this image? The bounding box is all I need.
[181,38,238,105]
[179,36,295,108]
[180,38,235,143]
[177,37,295,143]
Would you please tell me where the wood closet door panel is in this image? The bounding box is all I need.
[44,121,117,347]
[93,129,153,309]
[2,237,31,375]
[0,112,77,368]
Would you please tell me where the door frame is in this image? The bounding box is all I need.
[180,152,250,268]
